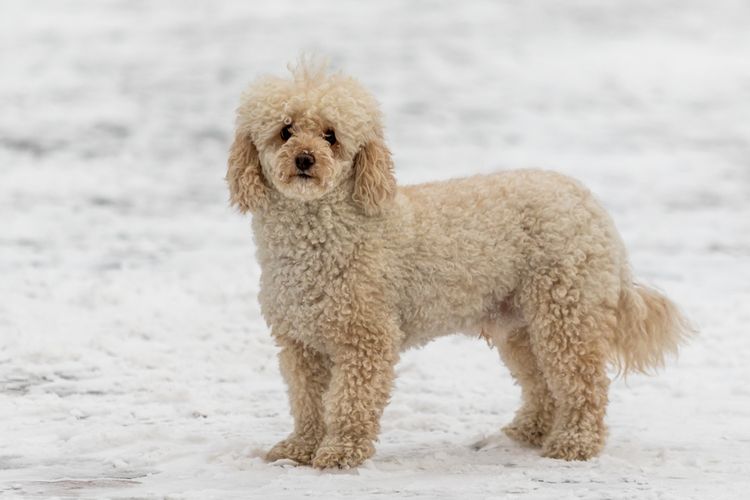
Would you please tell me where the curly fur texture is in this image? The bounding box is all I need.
[227,61,692,469]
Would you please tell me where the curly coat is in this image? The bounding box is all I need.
[227,62,691,469]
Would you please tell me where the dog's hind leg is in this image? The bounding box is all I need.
[495,326,556,447]
[523,278,613,461]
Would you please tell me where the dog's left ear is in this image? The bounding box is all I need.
[352,137,396,215]
[226,132,268,213]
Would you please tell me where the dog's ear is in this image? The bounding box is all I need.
[352,137,396,215]
[226,132,268,213]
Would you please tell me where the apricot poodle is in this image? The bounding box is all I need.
[226,61,691,469]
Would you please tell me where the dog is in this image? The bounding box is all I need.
[226,61,691,469]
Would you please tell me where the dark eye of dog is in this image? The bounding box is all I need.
[280,124,293,141]
[323,129,336,145]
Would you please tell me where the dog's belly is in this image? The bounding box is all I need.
[399,303,491,350]
[396,270,519,350]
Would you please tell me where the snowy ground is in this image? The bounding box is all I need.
[2,0,750,498]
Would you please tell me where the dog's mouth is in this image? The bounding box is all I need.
[276,166,331,200]
[280,170,320,186]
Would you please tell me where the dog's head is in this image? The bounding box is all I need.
[227,62,395,215]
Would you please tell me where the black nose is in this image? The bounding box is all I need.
[295,152,315,171]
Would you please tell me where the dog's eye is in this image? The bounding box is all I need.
[323,129,336,146]
[280,124,293,141]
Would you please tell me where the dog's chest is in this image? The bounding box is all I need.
[254,210,362,342]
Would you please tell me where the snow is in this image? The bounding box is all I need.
[1,0,749,498]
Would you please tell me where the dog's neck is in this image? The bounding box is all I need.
[251,185,372,259]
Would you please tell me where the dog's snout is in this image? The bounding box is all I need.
[295,152,315,171]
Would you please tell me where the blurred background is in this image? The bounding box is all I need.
[1,1,749,498]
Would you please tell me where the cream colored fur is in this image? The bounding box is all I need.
[226,62,692,469]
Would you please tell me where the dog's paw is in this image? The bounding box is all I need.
[265,436,319,465]
[541,429,604,461]
[502,419,547,448]
[311,440,374,469]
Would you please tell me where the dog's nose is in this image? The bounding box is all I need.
[295,152,315,171]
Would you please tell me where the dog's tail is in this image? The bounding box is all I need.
[609,281,693,375]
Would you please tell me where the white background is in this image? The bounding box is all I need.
[1,1,749,498]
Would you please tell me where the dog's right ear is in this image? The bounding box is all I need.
[226,132,268,213]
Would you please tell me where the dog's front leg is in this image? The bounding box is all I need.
[312,333,397,469]
[266,338,331,465]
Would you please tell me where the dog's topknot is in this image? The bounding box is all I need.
[287,54,335,87]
